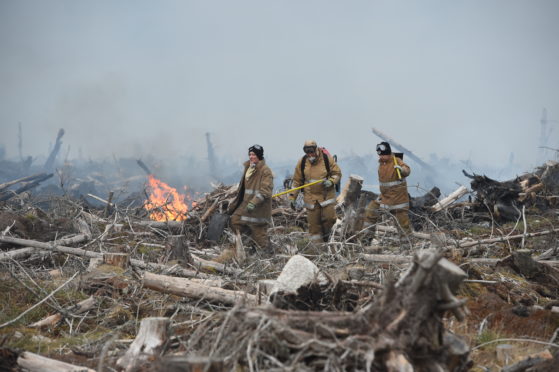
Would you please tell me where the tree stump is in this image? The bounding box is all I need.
[103,253,130,269]
[165,235,192,265]
[116,317,171,372]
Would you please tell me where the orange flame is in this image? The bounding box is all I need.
[144,175,196,221]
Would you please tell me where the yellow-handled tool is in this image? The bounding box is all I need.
[273,179,324,198]
[393,155,402,180]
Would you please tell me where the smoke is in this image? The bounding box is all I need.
[1,0,559,193]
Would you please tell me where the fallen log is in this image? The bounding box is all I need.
[17,351,95,372]
[143,272,257,306]
[0,235,220,279]
[431,185,469,212]
[116,317,170,372]
[0,247,40,262]
[0,173,50,192]
[0,173,53,202]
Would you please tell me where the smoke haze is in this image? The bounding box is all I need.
[1,0,559,178]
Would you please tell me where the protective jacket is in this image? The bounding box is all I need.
[290,149,341,210]
[228,159,273,224]
[378,156,410,209]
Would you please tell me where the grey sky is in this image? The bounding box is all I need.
[1,0,558,170]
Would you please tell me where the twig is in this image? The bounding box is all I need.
[473,337,559,350]
[0,271,79,329]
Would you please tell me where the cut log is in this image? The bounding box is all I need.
[143,272,257,306]
[17,351,95,372]
[431,185,469,212]
[116,317,170,372]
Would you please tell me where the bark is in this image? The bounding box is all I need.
[143,272,257,306]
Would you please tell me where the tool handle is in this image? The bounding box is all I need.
[273,179,324,198]
[393,156,402,180]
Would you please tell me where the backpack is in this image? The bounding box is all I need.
[300,147,340,193]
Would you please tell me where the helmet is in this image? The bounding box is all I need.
[376,142,391,155]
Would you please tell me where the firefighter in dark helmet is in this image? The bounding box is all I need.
[364,141,411,234]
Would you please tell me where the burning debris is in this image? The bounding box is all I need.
[143,174,197,222]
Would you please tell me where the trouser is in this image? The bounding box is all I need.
[230,214,269,249]
[307,201,337,242]
[364,200,411,234]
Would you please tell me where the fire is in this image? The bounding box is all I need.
[144,175,196,221]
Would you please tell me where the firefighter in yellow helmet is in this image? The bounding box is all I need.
[289,140,341,242]
[228,144,274,251]
[364,141,411,234]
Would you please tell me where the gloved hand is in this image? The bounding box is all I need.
[246,202,256,212]
[394,165,402,172]
[323,179,333,188]
[290,199,297,210]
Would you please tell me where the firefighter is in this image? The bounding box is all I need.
[289,140,341,242]
[364,141,411,234]
[228,144,274,251]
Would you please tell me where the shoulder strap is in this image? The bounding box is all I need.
[300,155,307,178]
[323,152,331,176]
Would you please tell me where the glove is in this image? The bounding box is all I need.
[394,165,402,172]
[323,179,333,188]
[246,202,256,212]
[290,199,297,210]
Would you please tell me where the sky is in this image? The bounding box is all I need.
[1,0,558,172]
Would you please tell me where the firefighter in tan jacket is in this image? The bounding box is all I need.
[364,141,411,233]
[228,144,274,250]
[289,140,341,242]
